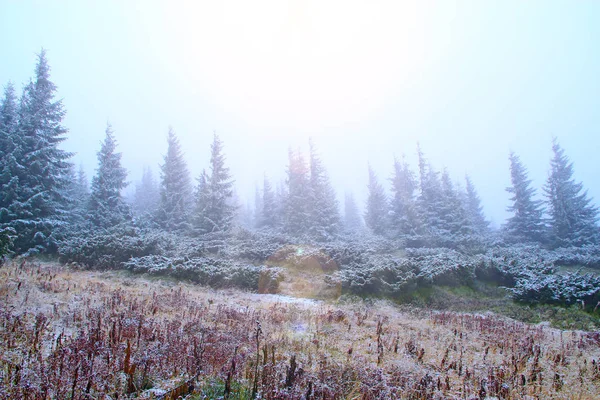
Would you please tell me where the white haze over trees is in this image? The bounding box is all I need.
[2,1,600,228]
[1,2,600,329]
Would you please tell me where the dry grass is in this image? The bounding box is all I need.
[1,259,599,399]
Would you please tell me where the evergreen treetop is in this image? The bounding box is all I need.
[544,139,598,247]
[88,123,130,228]
[505,152,546,243]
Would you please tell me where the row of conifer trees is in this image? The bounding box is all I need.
[1,51,598,256]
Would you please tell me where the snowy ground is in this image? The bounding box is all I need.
[1,260,600,399]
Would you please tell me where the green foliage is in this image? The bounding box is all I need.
[157,127,192,231]
[58,225,160,269]
[193,134,236,234]
[88,123,131,228]
[505,152,546,243]
[544,138,599,247]
[0,226,15,258]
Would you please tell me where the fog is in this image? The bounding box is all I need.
[2,0,599,226]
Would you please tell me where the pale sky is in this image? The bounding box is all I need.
[1,1,599,226]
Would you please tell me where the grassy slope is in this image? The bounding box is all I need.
[397,281,600,331]
[1,260,600,399]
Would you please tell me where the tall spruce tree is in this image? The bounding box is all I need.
[544,139,598,247]
[0,82,19,218]
[133,166,160,220]
[157,128,192,231]
[274,180,287,231]
[284,148,311,235]
[253,184,263,228]
[88,123,130,228]
[193,133,236,234]
[416,147,445,236]
[61,163,89,227]
[389,156,420,236]
[0,82,20,253]
[308,140,340,240]
[505,152,545,242]
[439,169,470,236]
[5,50,72,252]
[261,174,277,229]
[344,192,363,233]
[464,175,489,235]
[364,165,388,235]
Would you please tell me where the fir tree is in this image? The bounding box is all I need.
[439,169,470,236]
[274,180,288,231]
[544,139,598,247]
[416,147,445,236]
[284,148,311,235]
[344,192,363,233]
[505,152,545,242]
[364,165,388,235]
[389,156,420,236]
[261,174,277,229]
[61,163,89,226]
[253,184,263,228]
[4,50,72,253]
[464,175,489,235]
[0,82,19,217]
[88,123,130,228]
[308,140,340,240]
[0,82,18,162]
[193,133,236,234]
[157,127,192,231]
[133,166,160,220]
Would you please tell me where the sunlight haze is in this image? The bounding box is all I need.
[1,0,599,225]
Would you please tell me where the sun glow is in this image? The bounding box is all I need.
[148,0,429,136]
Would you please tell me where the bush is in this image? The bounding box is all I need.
[124,255,282,291]
[58,225,162,269]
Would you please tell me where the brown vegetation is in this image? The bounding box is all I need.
[1,260,599,399]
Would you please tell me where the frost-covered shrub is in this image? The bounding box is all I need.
[474,245,555,286]
[223,231,290,262]
[549,245,600,269]
[509,272,600,305]
[58,225,163,269]
[0,226,15,259]
[333,255,417,296]
[125,255,282,291]
[334,249,477,298]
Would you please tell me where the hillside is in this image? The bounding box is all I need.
[1,260,599,399]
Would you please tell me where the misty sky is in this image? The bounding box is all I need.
[1,1,599,226]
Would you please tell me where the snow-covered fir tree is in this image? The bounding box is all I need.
[261,174,277,229]
[253,184,263,228]
[230,189,249,229]
[133,166,160,221]
[157,127,192,231]
[464,175,489,235]
[439,169,471,236]
[61,163,89,227]
[193,133,236,234]
[364,165,388,235]
[544,139,598,247]
[237,200,254,230]
[88,123,130,228]
[0,82,19,218]
[4,51,72,253]
[416,147,445,236]
[505,152,545,242]
[308,140,340,240]
[274,180,287,230]
[344,192,363,233]
[284,148,311,235]
[389,156,420,236]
